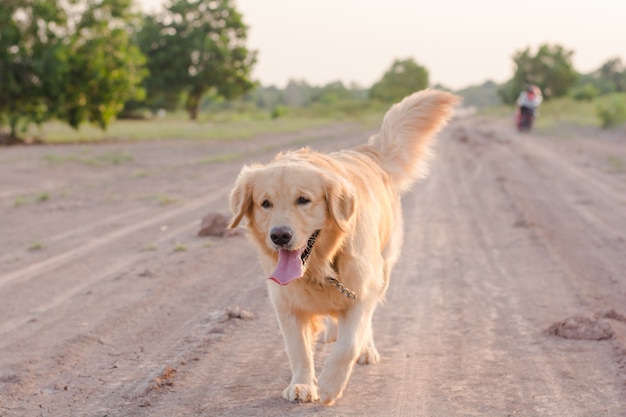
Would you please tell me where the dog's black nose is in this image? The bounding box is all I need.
[270,226,293,246]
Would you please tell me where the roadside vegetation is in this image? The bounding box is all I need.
[480,93,626,130]
[26,114,344,144]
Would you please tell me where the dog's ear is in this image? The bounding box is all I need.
[325,175,356,232]
[228,166,255,229]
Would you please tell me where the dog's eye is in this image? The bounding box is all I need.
[261,199,272,209]
[296,196,311,205]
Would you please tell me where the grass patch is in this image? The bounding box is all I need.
[132,170,150,178]
[36,192,50,202]
[30,115,336,144]
[154,194,176,206]
[28,242,43,251]
[535,97,600,128]
[96,151,133,165]
[14,192,51,207]
[14,196,26,207]
[44,150,133,166]
[26,100,388,144]
[173,242,187,252]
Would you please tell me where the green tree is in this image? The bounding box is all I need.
[458,80,503,108]
[509,44,578,101]
[0,0,66,141]
[497,79,518,105]
[571,58,626,100]
[282,79,313,107]
[313,81,356,105]
[244,85,285,110]
[0,0,146,142]
[133,13,181,112]
[369,58,429,102]
[598,57,625,92]
[57,0,147,129]
[138,0,256,120]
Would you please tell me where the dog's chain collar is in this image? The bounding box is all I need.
[300,230,319,264]
[326,276,357,299]
[300,230,357,300]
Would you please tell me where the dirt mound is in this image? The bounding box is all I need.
[198,212,243,237]
[154,366,177,390]
[212,306,256,323]
[547,315,614,341]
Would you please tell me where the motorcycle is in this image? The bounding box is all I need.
[516,105,535,131]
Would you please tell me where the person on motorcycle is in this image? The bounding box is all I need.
[517,85,543,111]
[516,85,543,130]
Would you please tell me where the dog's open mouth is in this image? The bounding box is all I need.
[269,230,319,286]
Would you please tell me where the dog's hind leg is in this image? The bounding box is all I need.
[380,211,403,300]
[357,314,380,365]
[324,316,338,343]
[324,315,378,363]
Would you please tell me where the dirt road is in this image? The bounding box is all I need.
[1,116,625,416]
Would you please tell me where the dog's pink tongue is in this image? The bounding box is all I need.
[269,249,303,285]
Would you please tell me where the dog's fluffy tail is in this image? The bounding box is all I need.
[368,89,460,192]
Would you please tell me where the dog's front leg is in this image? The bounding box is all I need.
[317,303,375,405]
[272,300,319,402]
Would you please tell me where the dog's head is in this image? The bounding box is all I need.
[229,150,355,285]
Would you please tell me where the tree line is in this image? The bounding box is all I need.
[1,0,625,142]
[240,48,625,118]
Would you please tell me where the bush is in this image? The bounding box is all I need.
[595,93,626,128]
[271,105,288,119]
[530,96,598,128]
[569,83,600,101]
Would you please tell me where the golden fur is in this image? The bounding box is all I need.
[229,89,459,405]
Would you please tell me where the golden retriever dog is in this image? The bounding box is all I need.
[229,89,458,405]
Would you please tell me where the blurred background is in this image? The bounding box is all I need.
[1,0,625,144]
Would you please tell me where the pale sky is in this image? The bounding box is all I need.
[139,0,626,90]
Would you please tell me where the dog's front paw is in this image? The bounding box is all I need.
[318,372,346,405]
[282,383,319,403]
[357,344,380,365]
